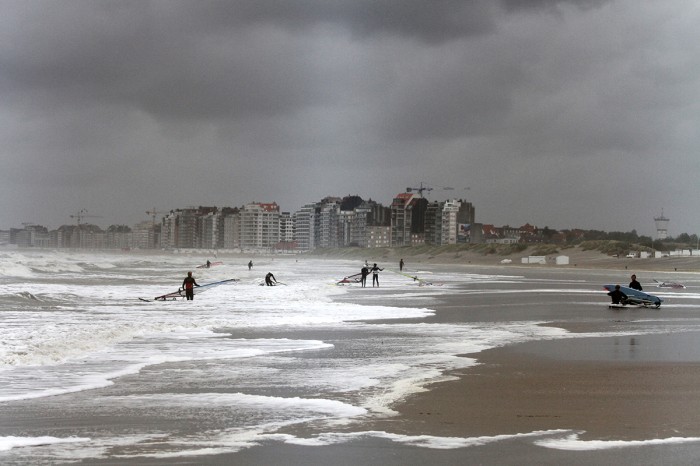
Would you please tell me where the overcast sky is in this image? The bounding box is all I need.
[2,0,698,237]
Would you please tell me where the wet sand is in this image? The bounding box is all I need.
[368,340,700,441]
[359,267,700,443]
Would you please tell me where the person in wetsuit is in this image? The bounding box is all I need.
[265,272,277,286]
[182,271,200,300]
[371,263,384,287]
[608,284,628,305]
[360,266,369,288]
[629,274,642,291]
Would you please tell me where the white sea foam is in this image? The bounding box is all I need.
[534,433,700,450]
[0,435,90,451]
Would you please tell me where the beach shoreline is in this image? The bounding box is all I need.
[342,258,700,445]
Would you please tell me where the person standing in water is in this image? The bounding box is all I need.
[399,258,404,271]
[181,272,200,300]
[371,263,383,287]
[360,265,369,288]
[248,260,253,271]
[265,272,277,286]
[629,274,642,291]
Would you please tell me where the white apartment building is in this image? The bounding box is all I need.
[293,204,316,251]
[239,202,280,250]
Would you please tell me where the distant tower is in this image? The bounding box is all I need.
[654,209,669,240]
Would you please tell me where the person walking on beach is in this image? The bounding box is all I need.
[399,259,404,271]
[608,284,628,305]
[248,260,253,271]
[265,272,277,286]
[206,260,211,268]
[181,272,200,300]
[360,265,369,287]
[629,274,642,291]
[371,263,383,287]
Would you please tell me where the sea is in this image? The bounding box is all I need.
[2,249,700,464]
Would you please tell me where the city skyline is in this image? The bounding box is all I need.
[4,192,687,241]
[2,1,699,237]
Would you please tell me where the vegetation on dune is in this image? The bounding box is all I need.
[307,236,697,262]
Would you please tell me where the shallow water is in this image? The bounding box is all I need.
[1,250,700,462]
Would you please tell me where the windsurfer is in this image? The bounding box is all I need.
[265,272,277,286]
[182,272,200,300]
[371,263,384,287]
[360,265,369,287]
[607,284,628,305]
[629,274,643,291]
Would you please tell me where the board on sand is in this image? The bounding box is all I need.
[603,284,663,308]
[141,278,239,301]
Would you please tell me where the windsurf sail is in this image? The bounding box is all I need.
[388,268,438,286]
[196,261,224,269]
[653,279,685,289]
[337,272,362,285]
[149,278,239,301]
[603,284,663,308]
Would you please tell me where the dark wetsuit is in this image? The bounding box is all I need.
[265,273,276,286]
[182,275,199,300]
[608,289,628,305]
[629,279,642,291]
[360,267,369,287]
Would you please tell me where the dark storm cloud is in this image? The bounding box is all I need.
[1,0,698,237]
[500,0,608,11]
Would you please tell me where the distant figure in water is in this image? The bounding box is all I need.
[629,274,642,291]
[206,260,211,268]
[607,284,628,305]
[265,272,277,286]
[371,263,384,287]
[181,271,200,300]
[360,265,369,288]
[399,258,404,271]
[248,260,253,271]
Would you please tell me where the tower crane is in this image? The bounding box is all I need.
[406,182,457,198]
[145,208,166,226]
[69,209,102,227]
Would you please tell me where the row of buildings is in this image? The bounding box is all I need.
[3,191,552,252]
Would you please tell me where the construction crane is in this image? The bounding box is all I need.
[145,208,166,226]
[406,182,456,198]
[69,209,102,227]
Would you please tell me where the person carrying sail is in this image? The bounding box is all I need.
[607,284,628,305]
[181,272,200,300]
